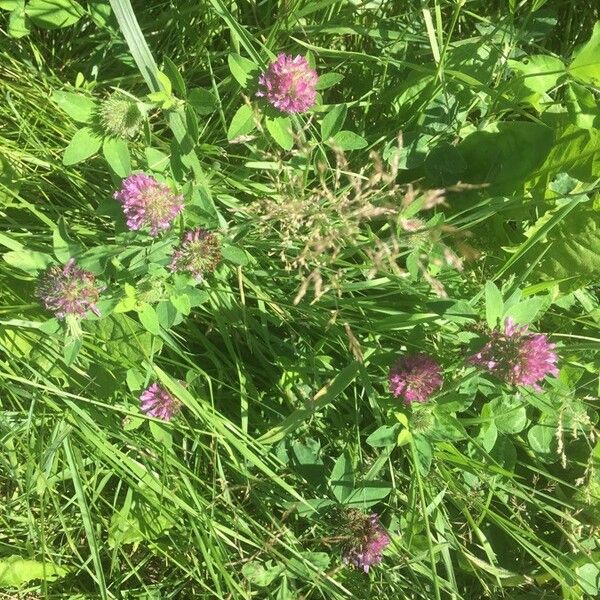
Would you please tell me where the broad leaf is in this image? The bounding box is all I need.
[265,115,293,150]
[26,0,83,29]
[328,130,367,151]
[52,90,96,123]
[63,127,103,165]
[3,249,53,273]
[569,21,600,85]
[188,87,218,115]
[228,53,259,88]
[0,555,69,586]
[227,104,256,141]
[103,137,131,177]
[330,451,354,502]
[320,104,347,140]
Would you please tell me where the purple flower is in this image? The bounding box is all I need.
[139,383,181,421]
[170,229,221,281]
[389,353,443,404]
[257,54,318,114]
[343,513,390,573]
[37,259,103,319]
[469,318,559,390]
[114,174,184,236]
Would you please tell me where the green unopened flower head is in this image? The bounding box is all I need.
[410,407,435,434]
[99,93,144,139]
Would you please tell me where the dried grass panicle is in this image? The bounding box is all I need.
[246,137,471,302]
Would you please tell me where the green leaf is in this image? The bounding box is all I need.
[227,53,259,88]
[424,142,466,179]
[428,412,466,441]
[0,555,69,586]
[366,424,399,448]
[170,293,191,315]
[503,296,547,325]
[534,206,600,290]
[343,480,392,507]
[145,147,169,172]
[529,114,600,187]
[458,122,553,193]
[227,104,256,141]
[320,104,347,140]
[412,435,433,476]
[149,419,172,448]
[222,244,249,265]
[527,421,558,458]
[242,560,283,587]
[7,1,29,37]
[126,368,145,392]
[103,137,131,177]
[108,497,174,548]
[63,336,82,366]
[330,451,354,502]
[385,132,433,170]
[565,82,599,129]
[156,70,172,96]
[569,21,600,85]
[490,436,517,471]
[3,249,53,273]
[63,127,103,165]
[156,300,179,329]
[162,56,186,97]
[508,54,565,93]
[576,563,600,596]
[0,1,20,9]
[26,0,83,29]
[288,552,330,579]
[137,303,161,335]
[485,281,504,328]
[52,90,96,123]
[188,87,218,115]
[490,397,528,434]
[53,219,79,262]
[315,72,344,90]
[328,130,368,151]
[265,115,293,150]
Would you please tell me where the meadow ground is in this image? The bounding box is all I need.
[1,1,600,598]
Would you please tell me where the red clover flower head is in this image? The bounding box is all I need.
[170,229,221,281]
[139,383,181,421]
[469,317,559,390]
[343,512,390,573]
[114,173,184,236]
[37,259,103,319]
[257,54,318,114]
[389,353,443,404]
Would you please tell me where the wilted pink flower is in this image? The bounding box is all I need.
[469,317,559,390]
[389,353,443,404]
[170,229,221,281]
[37,259,103,319]
[257,54,318,113]
[343,513,390,573]
[114,173,183,236]
[139,383,181,421]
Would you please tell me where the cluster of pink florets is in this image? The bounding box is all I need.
[257,53,318,114]
[389,353,443,404]
[388,318,559,406]
[114,173,184,236]
[37,259,103,319]
[343,512,391,573]
[139,383,181,421]
[469,317,559,390]
[170,229,222,281]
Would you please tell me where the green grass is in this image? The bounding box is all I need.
[1,0,600,598]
